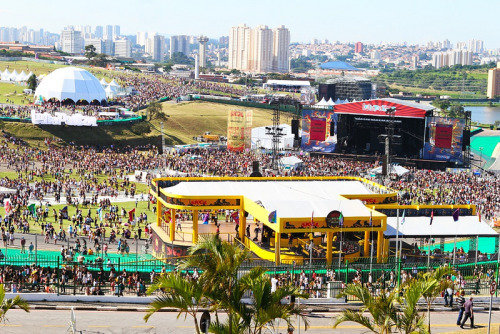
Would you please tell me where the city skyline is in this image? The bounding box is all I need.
[0,0,498,48]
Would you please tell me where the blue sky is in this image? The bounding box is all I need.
[1,0,498,47]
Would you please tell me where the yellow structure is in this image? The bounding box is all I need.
[149,176,400,265]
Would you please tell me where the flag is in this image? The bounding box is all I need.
[401,210,406,225]
[28,203,37,217]
[478,211,481,222]
[310,211,314,228]
[452,208,460,222]
[339,212,344,227]
[128,208,135,222]
[97,207,103,221]
[268,210,277,224]
[429,210,434,225]
[4,199,12,215]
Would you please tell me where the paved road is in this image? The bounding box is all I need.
[2,309,500,333]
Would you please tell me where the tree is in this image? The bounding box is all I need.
[26,74,37,91]
[449,103,464,118]
[333,284,399,334]
[84,45,97,61]
[147,101,162,120]
[145,273,206,334]
[397,279,433,334]
[0,284,30,322]
[431,98,450,111]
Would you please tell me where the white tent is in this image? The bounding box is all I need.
[251,124,295,150]
[100,78,108,86]
[9,69,19,81]
[315,97,328,107]
[34,67,107,104]
[370,164,409,177]
[108,79,120,88]
[104,85,117,99]
[335,98,342,104]
[26,71,33,80]
[18,70,27,82]
[326,98,335,106]
[280,156,303,170]
[1,69,10,81]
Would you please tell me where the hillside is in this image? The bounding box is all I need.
[0,101,285,147]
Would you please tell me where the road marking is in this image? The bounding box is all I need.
[132,325,156,328]
[88,325,111,328]
[43,325,65,327]
[0,324,22,327]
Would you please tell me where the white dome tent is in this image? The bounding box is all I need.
[34,67,107,104]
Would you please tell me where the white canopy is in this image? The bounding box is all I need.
[18,70,27,81]
[1,69,10,81]
[100,78,108,86]
[9,69,18,81]
[34,67,106,104]
[370,164,409,176]
[108,79,120,88]
[326,98,335,106]
[104,85,117,99]
[164,180,374,219]
[385,216,497,238]
[315,97,329,106]
[280,156,303,170]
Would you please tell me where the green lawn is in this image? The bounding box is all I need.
[0,82,33,105]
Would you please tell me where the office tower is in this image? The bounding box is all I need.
[198,36,209,67]
[355,42,363,54]
[136,32,148,46]
[228,24,251,71]
[487,62,500,99]
[102,39,114,55]
[60,27,83,54]
[94,26,103,38]
[169,35,189,57]
[113,25,121,38]
[153,34,165,61]
[114,38,131,57]
[272,25,290,73]
[84,38,104,54]
[105,25,113,40]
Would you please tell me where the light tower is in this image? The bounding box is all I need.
[198,36,209,68]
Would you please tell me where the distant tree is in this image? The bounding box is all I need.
[84,45,97,61]
[449,103,464,117]
[91,54,109,67]
[166,52,193,65]
[432,98,450,111]
[27,74,37,91]
[162,63,173,72]
[147,101,162,120]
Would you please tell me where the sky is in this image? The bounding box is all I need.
[1,0,499,48]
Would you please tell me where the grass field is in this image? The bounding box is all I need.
[0,101,281,146]
[0,82,33,105]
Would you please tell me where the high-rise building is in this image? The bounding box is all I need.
[114,38,131,57]
[355,42,363,54]
[105,25,113,40]
[60,27,83,54]
[487,62,500,99]
[228,24,290,73]
[94,26,103,39]
[272,25,290,73]
[153,34,165,61]
[136,32,148,46]
[169,35,189,57]
[84,38,104,54]
[248,25,273,73]
[432,49,473,68]
[228,24,251,71]
[102,39,114,55]
[113,25,121,38]
[198,36,209,67]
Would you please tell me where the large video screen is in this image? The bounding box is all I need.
[423,116,465,163]
[301,109,337,152]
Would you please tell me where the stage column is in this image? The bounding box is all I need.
[239,209,246,241]
[156,200,162,227]
[364,231,370,256]
[275,232,281,265]
[170,209,176,242]
[326,232,333,265]
[376,230,383,263]
[192,209,198,244]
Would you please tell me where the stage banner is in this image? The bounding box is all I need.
[227,109,252,152]
[301,109,337,152]
[423,116,465,163]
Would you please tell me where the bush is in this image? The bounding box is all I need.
[130,122,151,135]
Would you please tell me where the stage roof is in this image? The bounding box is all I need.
[163,180,377,218]
[319,61,359,71]
[334,98,434,119]
[384,216,498,238]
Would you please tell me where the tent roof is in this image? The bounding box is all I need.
[370,164,409,176]
[163,180,375,218]
[384,216,498,238]
[108,79,120,87]
[34,66,106,103]
[315,97,328,106]
[265,80,311,87]
[280,156,303,165]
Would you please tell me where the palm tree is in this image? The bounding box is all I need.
[397,278,432,334]
[333,283,399,334]
[144,273,206,334]
[0,284,30,322]
[419,266,455,332]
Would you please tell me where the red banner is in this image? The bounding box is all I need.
[309,119,326,141]
[434,125,452,149]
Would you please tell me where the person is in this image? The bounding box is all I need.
[460,297,474,329]
[20,237,26,253]
[29,242,34,256]
[456,290,465,326]
[271,275,278,293]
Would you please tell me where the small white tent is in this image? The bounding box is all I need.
[100,78,108,86]
[280,156,303,170]
[370,164,409,177]
[108,79,120,88]
[1,69,10,81]
[104,85,117,99]
[9,69,19,82]
[18,70,27,82]
[326,98,335,106]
